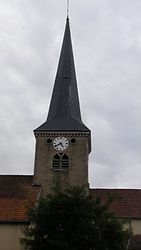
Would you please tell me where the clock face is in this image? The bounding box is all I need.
[53,137,69,151]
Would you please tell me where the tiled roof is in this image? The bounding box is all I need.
[128,235,141,250]
[90,189,141,218]
[1,179,141,222]
[0,175,41,223]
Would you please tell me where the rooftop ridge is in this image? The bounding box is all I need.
[0,174,33,177]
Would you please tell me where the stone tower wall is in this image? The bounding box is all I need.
[33,132,90,196]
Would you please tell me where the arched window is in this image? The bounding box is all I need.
[62,154,69,168]
[52,154,69,170]
[52,154,60,169]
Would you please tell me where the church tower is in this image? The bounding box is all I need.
[33,17,91,196]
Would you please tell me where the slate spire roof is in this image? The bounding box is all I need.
[35,17,90,132]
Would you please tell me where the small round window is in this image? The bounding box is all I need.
[47,138,52,144]
[71,138,76,144]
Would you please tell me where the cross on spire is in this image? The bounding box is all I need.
[67,0,69,18]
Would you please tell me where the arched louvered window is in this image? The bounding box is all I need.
[52,154,69,170]
[52,154,60,169]
[62,154,69,168]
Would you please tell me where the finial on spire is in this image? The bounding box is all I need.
[67,0,69,19]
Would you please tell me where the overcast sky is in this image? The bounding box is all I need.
[0,0,141,188]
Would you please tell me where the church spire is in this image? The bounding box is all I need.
[35,18,90,132]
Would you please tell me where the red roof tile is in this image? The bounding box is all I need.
[0,175,41,222]
[1,178,141,222]
[90,189,141,218]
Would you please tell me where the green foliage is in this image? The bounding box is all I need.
[21,186,129,250]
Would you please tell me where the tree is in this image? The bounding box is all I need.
[21,186,129,250]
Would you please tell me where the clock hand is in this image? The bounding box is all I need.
[55,142,62,147]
